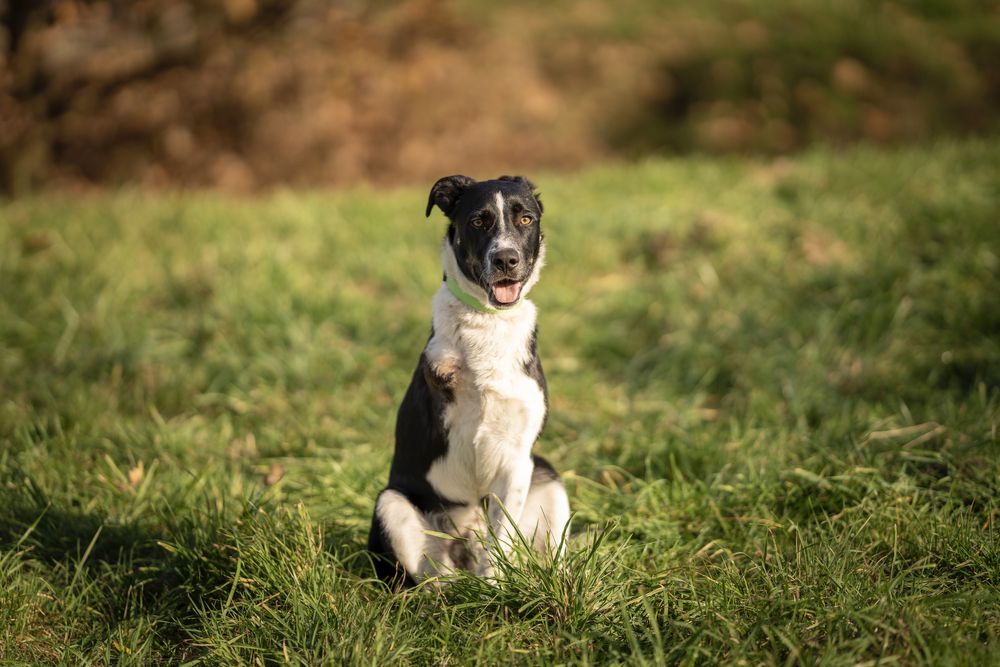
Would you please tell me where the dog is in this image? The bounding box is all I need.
[367,174,570,585]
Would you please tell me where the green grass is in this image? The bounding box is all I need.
[1,138,998,664]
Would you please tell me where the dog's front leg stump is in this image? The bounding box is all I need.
[423,335,462,391]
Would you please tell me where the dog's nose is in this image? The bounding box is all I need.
[492,249,520,272]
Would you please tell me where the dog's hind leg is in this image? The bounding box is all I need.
[371,489,457,583]
[515,455,571,556]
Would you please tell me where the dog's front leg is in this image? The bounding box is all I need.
[478,460,534,577]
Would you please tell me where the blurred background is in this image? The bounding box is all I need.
[1,0,998,194]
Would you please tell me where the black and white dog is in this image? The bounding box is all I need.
[367,174,570,584]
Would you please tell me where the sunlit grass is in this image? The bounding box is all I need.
[1,138,998,664]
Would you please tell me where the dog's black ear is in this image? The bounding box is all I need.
[499,175,543,213]
[426,175,476,218]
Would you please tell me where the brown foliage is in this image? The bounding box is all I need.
[0,0,604,192]
[1,0,997,193]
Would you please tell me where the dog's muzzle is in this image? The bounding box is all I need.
[487,248,523,305]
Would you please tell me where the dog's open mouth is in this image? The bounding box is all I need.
[489,279,523,306]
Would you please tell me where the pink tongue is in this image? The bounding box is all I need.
[492,282,522,305]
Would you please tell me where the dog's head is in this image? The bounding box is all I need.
[426,175,545,310]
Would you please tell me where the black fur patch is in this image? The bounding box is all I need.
[387,354,464,514]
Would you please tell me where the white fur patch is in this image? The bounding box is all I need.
[494,191,506,232]
[425,274,545,503]
[487,190,519,267]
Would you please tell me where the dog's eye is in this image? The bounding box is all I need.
[519,215,533,225]
[471,218,484,228]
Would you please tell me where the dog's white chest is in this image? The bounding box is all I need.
[425,294,546,504]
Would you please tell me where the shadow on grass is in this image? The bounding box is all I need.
[0,478,380,622]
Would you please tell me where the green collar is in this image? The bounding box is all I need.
[446,275,519,314]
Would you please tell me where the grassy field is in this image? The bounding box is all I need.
[1,138,998,664]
